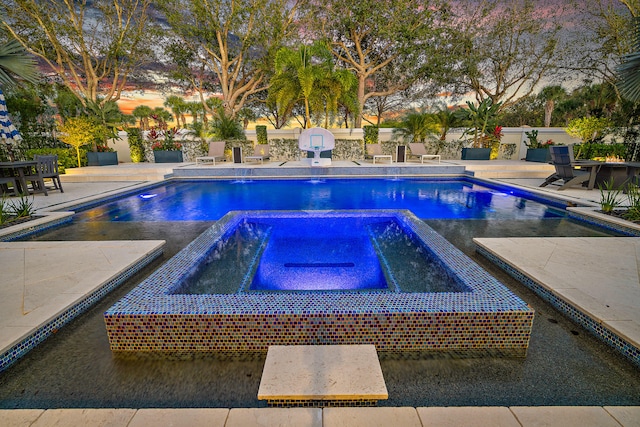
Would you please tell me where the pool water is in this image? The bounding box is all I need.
[75,178,566,222]
[172,216,467,293]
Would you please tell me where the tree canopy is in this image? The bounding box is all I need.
[449,0,567,110]
[307,0,453,127]
[0,0,158,106]
[156,0,303,119]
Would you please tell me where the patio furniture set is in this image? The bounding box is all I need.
[540,145,640,191]
[0,155,63,196]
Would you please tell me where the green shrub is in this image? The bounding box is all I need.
[573,143,627,160]
[363,125,379,145]
[25,147,83,172]
[126,127,145,163]
[256,125,268,145]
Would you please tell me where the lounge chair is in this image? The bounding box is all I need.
[34,155,63,193]
[540,145,600,190]
[408,143,440,163]
[196,141,226,165]
[245,144,271,164]
[364,144,392,164]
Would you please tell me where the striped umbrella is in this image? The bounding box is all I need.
[0,87,21,161]
[0,87,21,142]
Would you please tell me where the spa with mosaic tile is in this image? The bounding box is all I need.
[104,210,534,358]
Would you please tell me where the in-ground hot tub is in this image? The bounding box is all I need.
[104,210,534,357]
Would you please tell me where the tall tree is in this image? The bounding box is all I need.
[538,85,567,127]
[570,0,638,95]
[0,0,158,107]
[308,0,452,127]
[164,95,188,128]
[450,0,566,110]
[157,0,303,119]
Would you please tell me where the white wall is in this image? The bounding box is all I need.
[110,127,581,162]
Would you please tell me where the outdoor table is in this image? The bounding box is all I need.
[571,160,602,190]
[591,162,629,189]
[0,160,47,195]
[623,161,640,192]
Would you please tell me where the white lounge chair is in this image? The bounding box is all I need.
[245,144,271,164]
[364,144,392,164]
[196,141,226,165]
[408,143,440,163]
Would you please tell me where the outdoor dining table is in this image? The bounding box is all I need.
[590,161,640,191]
[624,162,640,191]
[0,160,47,196]
[571,160,602,190]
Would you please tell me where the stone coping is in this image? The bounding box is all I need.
[258,345,388,405]
[2,406,639,426]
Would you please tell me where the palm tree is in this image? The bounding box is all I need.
[270,42,334,128]
[164,95,188,128]
[0,39,40,87]
[538,85,567,127]
[392,109,439,144]
[314,67,358,128]
[132,105,153,130]
[617,17,640,102]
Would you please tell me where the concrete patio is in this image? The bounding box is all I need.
[1,160,638,426]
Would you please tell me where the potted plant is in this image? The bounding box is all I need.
[84,99,126,166]
[87,143,118,166]
[58,116,118,167]
[523,129,553,163]
[150,127,183,163]
[456,99,502,160]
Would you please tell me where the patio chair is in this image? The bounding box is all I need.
[196,141,226,165]
[34,155,63,193]
[408,143,441,163]
[364,144,392,164]
[245,144,271,164]
[540,145,599,190]
[0,176,18,196]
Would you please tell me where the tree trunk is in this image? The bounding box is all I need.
[544,100,554,127]
[355,74,366,128]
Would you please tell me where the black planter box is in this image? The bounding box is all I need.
[87,151,118,166]
[525,148,551,163]
[461,148,491,160]
[153,150,183,163]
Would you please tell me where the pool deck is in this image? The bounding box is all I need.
[1,160,639,426]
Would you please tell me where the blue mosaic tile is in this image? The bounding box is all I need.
[476,245,640,368]
[0,247,164,372]
[105,210,535,357]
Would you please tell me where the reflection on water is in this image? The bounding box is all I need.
[74,179,565,222]
[0,205,638,409]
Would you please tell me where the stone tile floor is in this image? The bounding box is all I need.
[1,162,638,426]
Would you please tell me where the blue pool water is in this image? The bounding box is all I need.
[75,178,565,221]
[171,215,467,293]
[248,217,389,291]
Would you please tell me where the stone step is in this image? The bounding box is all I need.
[60,173,170,182]
[258,345,388,408]
[471,169,553,179]
[61,165,176,182]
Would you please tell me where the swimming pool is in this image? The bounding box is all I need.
[74,178,567,222]
[4,177,639,409]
